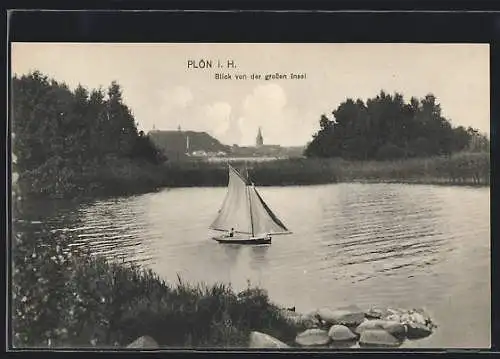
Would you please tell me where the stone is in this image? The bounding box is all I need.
[328,325,357,341]
[387,308,404,315]
[329,340,358,349]
[400,313,411,323]
[356,319,383,334]
[295,328,331,346]
[126,336,159,349]
[413,308,436,326]
[359,329,402,348]
[316,308,337,323]
[281,309,320,329]
[317,307,365,327]
[405,322,433,339]
[249,331,289,348]
[385,314,401,323]
[365,307,389,319]
[356,320,406,338]
[381,321,407,338]
[410,312,427,326]
[300,315,322,329]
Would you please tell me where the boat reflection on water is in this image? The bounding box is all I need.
[249,244,270,271]
[222,243,242,266]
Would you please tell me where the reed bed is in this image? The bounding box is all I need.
[162,152,490,187]
[18,152,488,201]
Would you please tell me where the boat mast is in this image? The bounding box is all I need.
[246,173,255,237]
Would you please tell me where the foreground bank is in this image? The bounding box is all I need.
[12,224,296,347]
[12,221,437,349]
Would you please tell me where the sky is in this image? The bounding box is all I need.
[11,43,490,147]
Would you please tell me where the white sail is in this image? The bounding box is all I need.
[210,164,291,237]
[248,185,290,236]
[209,165,253,234]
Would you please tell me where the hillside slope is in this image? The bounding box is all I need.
[148,130,230,160]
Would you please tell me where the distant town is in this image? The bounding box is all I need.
[148,125,306,162]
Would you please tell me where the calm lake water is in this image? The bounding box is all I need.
[19,183,490,348]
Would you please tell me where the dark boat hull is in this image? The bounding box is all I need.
[212,237,271,245]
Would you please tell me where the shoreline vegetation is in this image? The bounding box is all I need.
[11,71,485,348]
[15,152,491,201]
[161,152,489,189]
[12,217,436,349]
[12,221,299,348]
[12,71,489,201]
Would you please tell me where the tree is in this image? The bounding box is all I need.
[12,71,165,197]
[305,90,478,160]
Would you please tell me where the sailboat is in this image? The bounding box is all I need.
[210,164,292,244]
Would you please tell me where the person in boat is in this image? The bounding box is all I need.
[228,228,234,237]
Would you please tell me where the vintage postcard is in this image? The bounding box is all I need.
[10,41,490,350]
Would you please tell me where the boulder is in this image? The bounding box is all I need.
[249,331,289,348]
[329,340,358,349]
[301,315,322,329]
[126,336,159,349]
[385,314,401,323]
[387,307,405,315]
[409,312,427,326]
[405,322,433,339]
[328,325,357,341]
[380,321,406,338]
[280,309,320,329]
[317,307,365,327]
[356,320,406,338]
[316,308,337,323]
[400,308,436,328]
[400,312,411,323]
[359,329,402,348]
[295,328,331,347]
[365,307,390,319]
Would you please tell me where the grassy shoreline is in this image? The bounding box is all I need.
[11,186,298,348]
[16,152,489,201]
[12,223,300,348]
[12,156,470,348]
[162,151,490,188]
[12,216,440,349]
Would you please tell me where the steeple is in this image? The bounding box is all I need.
[256,127,263,147]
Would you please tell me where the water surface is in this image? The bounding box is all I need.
[20,183,491,348]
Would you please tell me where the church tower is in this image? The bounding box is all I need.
[256,127,264,147]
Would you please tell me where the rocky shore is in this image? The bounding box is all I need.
[125,304,437,349]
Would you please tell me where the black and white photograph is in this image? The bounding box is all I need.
[10,41,490,349]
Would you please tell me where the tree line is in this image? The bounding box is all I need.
[12,71,165,197]
[305,91,489,160]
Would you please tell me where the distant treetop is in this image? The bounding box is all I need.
[305,90,489,160]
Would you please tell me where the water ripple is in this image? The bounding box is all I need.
[18,183,490,348]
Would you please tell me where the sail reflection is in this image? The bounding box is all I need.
[248,245,270,271]
[222,244,243,266]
